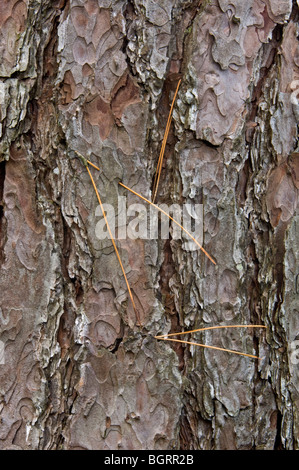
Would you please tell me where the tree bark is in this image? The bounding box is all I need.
[0,0,298,450]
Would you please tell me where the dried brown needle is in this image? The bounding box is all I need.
[86,165,141,326]
[86,160,100,171]
[155,324,267,338]
[155,324,267,360]
[119,182,216,265]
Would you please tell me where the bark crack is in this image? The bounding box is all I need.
[0,161,6,266]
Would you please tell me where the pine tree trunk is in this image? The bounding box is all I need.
[0,0,298,450]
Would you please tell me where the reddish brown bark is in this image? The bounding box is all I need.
[0,0,298,450]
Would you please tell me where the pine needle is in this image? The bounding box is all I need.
[155,336,262,360]
[155,324,267,338]
[86,160,100,172]
[155,324,267,360]
[119,182,216,265]
[152,79,181,204]
[86,166,141,326]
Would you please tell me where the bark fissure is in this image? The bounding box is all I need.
[0,0,298,450]
[0,161,6,266]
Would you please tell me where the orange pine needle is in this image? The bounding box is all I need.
[119,182,216,265]
[86,166,141,326]
[155,336,262,360]
[152,79,181,203]
[155,324,267,339]
[87,160,100,171]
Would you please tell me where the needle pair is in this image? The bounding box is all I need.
[155,325,267,360]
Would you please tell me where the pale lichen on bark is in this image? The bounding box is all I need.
[0,0,298,450]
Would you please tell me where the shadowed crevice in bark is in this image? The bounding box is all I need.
[158,237,185,372]
[274,410,283,450]
[122,0,138,79]
[0,161,6,265]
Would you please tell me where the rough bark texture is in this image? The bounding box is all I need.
[0,0,298,450]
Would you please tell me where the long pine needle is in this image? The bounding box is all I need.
[86,166,141,326]
[87,160,100,171]
[155,336,262,360]
[155,324,267,360]
[119,181,216,265]
[155,324,267,338]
